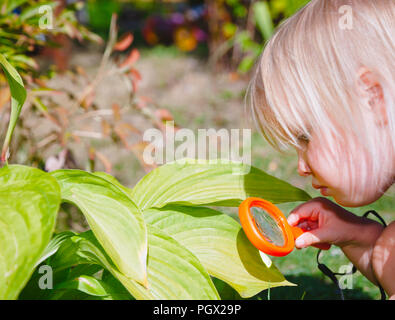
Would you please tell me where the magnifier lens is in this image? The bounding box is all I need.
[250,206,285,247]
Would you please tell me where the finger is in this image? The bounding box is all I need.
[288,198,324,225]
[287,213,300,226]
[288,209,318,226]
[294,229,329,248]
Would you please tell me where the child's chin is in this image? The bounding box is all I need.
[334,194,377,208]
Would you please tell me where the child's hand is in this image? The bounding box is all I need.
[287,197,370,249]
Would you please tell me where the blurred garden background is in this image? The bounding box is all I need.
[1,0,394,300]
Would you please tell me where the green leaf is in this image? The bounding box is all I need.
[144,205,293,298]
[32,96,48,113]
[52,272,133,300]
[131,159,310,210]
[11,55,38,70]
[253,1,274,40]
[19,233,84,301]
[0,54,27,162]
[99,271,134,300]
[285,0,310,17]
[51,170,148,286]
[0,165,60,299]
[133,225,220,300]
[49,268,133,300]
[93,171,132,195]
[238,55,257,73]
[271,0,288,18]
[35,231,75,267]
[54,275,108,297]
[23,263,113,300]
[49,230,220,300]
[67,264,103,280]
[212,277,243,300]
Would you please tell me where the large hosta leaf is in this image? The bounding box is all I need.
[144,205,293,298]
[0,165,60,299]
[51,170,148,286]
[48,230,220,300]
[93,171,133,195]
[131,159,310,210]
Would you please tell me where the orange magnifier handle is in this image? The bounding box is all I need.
[239,197,331,257]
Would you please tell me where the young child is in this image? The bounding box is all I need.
[248,0,394,298]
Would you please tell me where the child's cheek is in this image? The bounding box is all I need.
[307,144,339,187]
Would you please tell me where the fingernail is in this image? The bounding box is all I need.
[295,237,305,247]
[287,215,296,225]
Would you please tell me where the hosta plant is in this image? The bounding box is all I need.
[0,51,311,300]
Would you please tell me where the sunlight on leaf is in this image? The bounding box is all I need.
[51,170,148,286]
[0,165,60,299]
[131,159,311,210]
[144,205,294,298]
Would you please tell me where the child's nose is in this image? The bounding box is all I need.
[297,154,312,177]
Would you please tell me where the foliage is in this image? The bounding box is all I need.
[0,0,100,76]
[0,53,26,161]
[0,0,101,165]
[52,169,148,285]
[86,0,121,37]
[209,0,311,72]
[237,0,310,73]
[19,158,309,300]
[1,12,169,175]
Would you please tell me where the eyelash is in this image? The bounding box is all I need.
[297,134,310,143]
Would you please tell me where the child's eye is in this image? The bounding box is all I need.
[297,133,310,143]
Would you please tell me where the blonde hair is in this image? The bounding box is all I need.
[248,0,395,204]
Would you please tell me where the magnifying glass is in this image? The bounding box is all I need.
[239,197,331,257]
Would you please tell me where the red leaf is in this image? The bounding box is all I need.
[120,49,140,68]
[114,33,134,51]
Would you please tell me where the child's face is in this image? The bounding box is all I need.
[296,130,390,207]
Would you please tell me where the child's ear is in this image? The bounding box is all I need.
[356,67,388,126]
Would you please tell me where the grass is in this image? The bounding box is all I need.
[213,234,383,300]
[268,244,382,300]
[218,201,388,300]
